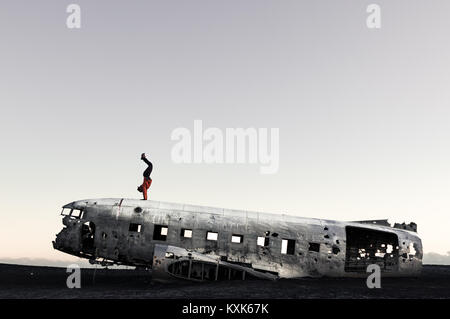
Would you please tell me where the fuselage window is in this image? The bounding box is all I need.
[206,231,218,241]
[281,239,296,255]
[309,242,320,252]
[181,229,193,238]
[153,225,168,241]
[231,234,243,243]
[129,223,142,232]
[257,236,269,247]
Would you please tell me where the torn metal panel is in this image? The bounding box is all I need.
[394,222,418,232]
[152,244,277,282]
[53,198,423,280]
[351,219,391,227]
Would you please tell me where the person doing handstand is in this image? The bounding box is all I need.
[137,153,152,200]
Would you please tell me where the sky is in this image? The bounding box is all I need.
[0,0,450,265]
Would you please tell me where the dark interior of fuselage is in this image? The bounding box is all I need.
[345,226,399,273]
[81,221,96,254]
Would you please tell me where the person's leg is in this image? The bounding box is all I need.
[142,157,152,166]
[143,160,153,178]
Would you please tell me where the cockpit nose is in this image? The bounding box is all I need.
[53,205,86,255]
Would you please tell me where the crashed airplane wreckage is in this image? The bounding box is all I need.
[53,198,422,282]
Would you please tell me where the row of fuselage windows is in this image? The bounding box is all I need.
[128,223,318,255]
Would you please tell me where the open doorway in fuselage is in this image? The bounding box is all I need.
[81,221,96,255]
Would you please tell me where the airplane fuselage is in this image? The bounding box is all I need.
[53,198,422,280]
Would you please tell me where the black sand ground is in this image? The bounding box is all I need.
[0,263,449,299]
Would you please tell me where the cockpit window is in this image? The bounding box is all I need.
[61,208,72,216]
[71,209,82,219]
[61,208,83,219]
